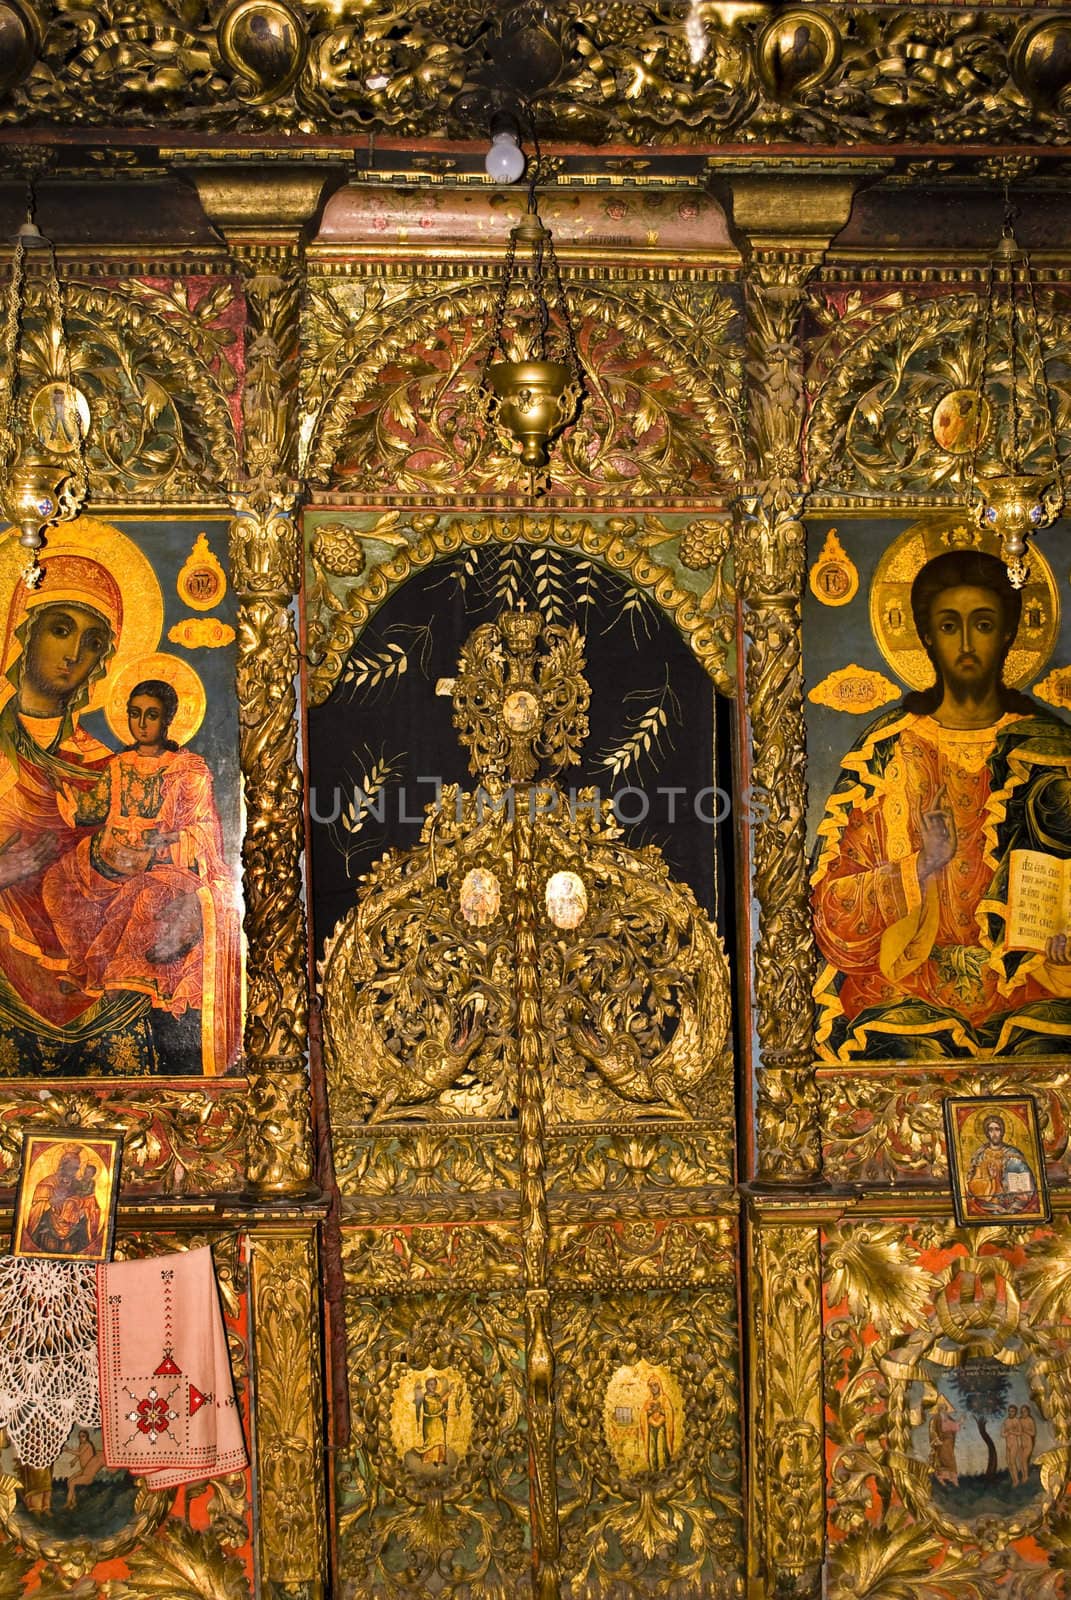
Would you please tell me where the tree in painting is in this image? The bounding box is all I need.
[949,1356,1011,1480]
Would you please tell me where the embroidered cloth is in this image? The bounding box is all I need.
[96,1245,246,1489]
[0,1257,99,1468]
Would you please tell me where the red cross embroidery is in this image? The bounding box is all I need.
[126,1386,178,1445]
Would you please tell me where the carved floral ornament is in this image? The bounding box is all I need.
[0,3,1070,143]
[0,274,239,505]
[881,1255,1071,1549]
[300,272,744,504]
[806,288,1071,503]
[814,1215,1071,1599]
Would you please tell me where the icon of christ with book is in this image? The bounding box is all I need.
[813,548,1071,1059]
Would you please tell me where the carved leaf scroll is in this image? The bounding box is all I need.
[303,275,744,501]
[808,290,1071,499]
[11,279,239,502]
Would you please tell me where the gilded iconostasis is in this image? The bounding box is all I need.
[2,3,1071,1598]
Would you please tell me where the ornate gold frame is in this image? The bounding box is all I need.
[0,110,1067,1593]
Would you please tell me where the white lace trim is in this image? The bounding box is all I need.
[0,1258,100,1468]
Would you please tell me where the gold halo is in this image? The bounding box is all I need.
[869,512,1059,691]
[0,517,164,714]
[105,652,207,748]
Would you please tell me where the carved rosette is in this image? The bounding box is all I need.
[735,256,822,1186]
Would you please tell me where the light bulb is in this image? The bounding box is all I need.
[485,131,526,184]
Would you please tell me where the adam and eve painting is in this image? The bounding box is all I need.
[0,518,240,1077]
[808,516,1071,1061]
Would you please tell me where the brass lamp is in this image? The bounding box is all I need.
[0,187,89,588]
[478,145,583,484]
[966,218,1063,589]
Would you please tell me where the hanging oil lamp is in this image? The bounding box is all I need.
[965,215,1063,589]
[478,140,583,489]
[0,182,90,588]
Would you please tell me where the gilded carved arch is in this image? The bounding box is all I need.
[15,274,240,501]
[806,286,1071,499]
[302,270,744,501]
[304,510,736,703]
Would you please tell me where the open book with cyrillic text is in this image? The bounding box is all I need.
[1006,849,1071,953]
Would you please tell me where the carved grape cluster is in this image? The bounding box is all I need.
[678,519,726,571]
[312,522,367,578]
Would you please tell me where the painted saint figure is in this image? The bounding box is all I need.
[642,1376,675,1472]
[0,560,120,1054]
[966,1116,1039,1215]
[929,1398,960,1486]
[41,677,239,1077]
[813,550,1071,1059]
[24,1142,102,1256]
[414,1376,451,1465]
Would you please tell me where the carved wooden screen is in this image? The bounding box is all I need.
[306,526,745,1596]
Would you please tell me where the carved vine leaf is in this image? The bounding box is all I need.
[821,1072,1070,1185]
[806,286,909,392]
[820,1080,950,1183]
[0,1089,246,1194]
[336,1129,515,1198]
[301,280,420,468]
[204,1474,252,1555]
[825,1509,1048,1600]
[339,1289,529,1593]
[106,1522,251,1600]
[123,277,242,397]
[824,1223,936,1333]
[554,1291,742,1594]
[1021,1234,1071,1327]
[0,1544,33,1600]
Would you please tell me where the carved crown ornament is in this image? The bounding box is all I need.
[320,608,732,1129]
[0,3,1069,146]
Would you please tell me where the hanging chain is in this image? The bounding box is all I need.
[966,249,997,513]
[475,102,585,488]
[1006,235,1023,474]
[0,228,24,471]
[479,228,519,386]
[46,234,88,510]
[543,230,582,388]
[1019,233,1064,512]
